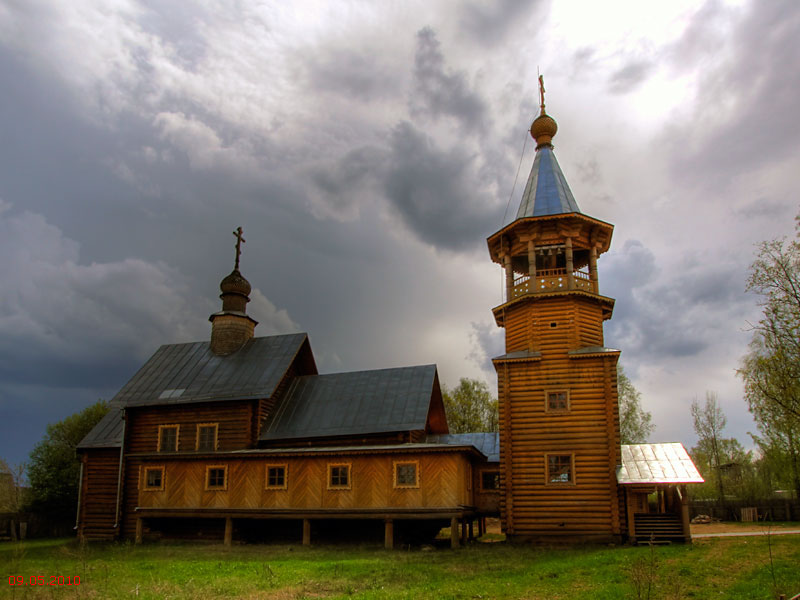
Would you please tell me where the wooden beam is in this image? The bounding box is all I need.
[450,517,459,549]
[224,517,233,547]
[461,519,467,544]
[384,519,393,550]
[135,517,143,545]
[302,519,311,546]
[680,485,691,543]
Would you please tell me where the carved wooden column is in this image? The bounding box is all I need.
[565,237,575,290]
[504,254,514,301]
[589,246,598,293]
[527,241,536,279]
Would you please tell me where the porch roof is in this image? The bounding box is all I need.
[617,443,704,485]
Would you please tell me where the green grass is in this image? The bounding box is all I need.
[1,534,799,599]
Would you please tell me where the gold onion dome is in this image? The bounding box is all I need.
[220,269,251,297]
[530,112,557,147]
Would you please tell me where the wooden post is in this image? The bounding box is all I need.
[135,517,143,545]
[478,517,484,537]
[468,519,474,541]
[565,237,575,290]
[528,241,536,280]
[302,519,311,546]
[680,485,691,542]
[224,517,233,546]
[589,246,598,293]
[461,519,467,544]
[384,519,394,550]
[450,517,459,549]
[504,254,514,301]
[626,488,636,541]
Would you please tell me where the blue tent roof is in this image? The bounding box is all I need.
[515,145,580,218]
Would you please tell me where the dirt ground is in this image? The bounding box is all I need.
[690,521,800,535]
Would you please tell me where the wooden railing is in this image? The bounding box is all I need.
[511,269,595,298]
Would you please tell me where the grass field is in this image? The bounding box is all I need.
[2,531,799,599]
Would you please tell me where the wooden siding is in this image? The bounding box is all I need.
[496,292,624,540]
[78,449,120,540]
[134,453,472,516]
[126,401,255,454]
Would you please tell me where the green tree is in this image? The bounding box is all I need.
[442,378,498,433]
[739,218,800,498]
[618,366,654,444]
[26,400,109,520]
[691,392,728,505]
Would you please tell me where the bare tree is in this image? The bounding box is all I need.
[691,392,727,506]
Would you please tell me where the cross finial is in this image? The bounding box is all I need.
[232,226,245,270]
[538,74,546,116]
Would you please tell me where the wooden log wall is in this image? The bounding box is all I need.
[78,449,120,540]
[134,452,472,515]
[496,294,624,540]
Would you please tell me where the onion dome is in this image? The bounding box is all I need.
[220,269,251,297]
[530,112,558,148]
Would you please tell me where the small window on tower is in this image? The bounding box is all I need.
[546,454,574,485]
[546,390,570,412]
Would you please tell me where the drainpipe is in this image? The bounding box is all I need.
[113,408,127,530]
[74,460,84,531]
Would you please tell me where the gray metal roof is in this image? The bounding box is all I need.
[114,333,309,407]
[515,146,581,219]
[427,433,500,462]
[617,443,705,484]
[260,365,438,442]
[492,350,542,361]
[77,404,125,449]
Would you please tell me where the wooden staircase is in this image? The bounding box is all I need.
[633,513,686,544]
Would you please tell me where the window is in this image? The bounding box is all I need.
[143,466,165,491]
[546,390,570,412]
[158,425,179,452]
[546,454,574,484]
[265,464,287,490]
[205,465,228,491]
[480,470,500,491]
[393,461,419,488]
[196,423,218,451]
[328,463,351,489]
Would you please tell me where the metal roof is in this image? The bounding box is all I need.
[617,443,705,485]
[77,404,125,449]
[427,432,500,462]
[113,333,309,407]
[515,145,581,219]
[260,365,438,442]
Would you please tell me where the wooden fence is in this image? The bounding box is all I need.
[689,499,799,522]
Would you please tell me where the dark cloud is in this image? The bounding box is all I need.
[457,0,541,46]
[604,239,751,361]
[383,121,503,251]
[410,27,489,136]
[608,60,654,94]
[302,46,402,102]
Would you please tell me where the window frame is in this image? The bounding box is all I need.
[545,453,575,485]
[204,464,228,491]
[545,389,570,413]
[157,424,180,452]
[327,463,351,490]
[479,469,500,492]
[265,463,288,490]
[393,460,419,489]
[195,423,219,452]
[142,465,165,492]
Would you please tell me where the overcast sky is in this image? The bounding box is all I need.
[1,0,798,469]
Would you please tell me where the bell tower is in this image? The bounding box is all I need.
[487,77,624,542]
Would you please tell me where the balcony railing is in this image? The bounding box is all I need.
[511,269,595,299]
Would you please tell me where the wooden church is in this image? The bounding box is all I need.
[76,80,701,546]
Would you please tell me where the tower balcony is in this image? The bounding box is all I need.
[510,268,596,300]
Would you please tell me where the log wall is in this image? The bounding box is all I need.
[78,449,120,540]
[496,294,624,541]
